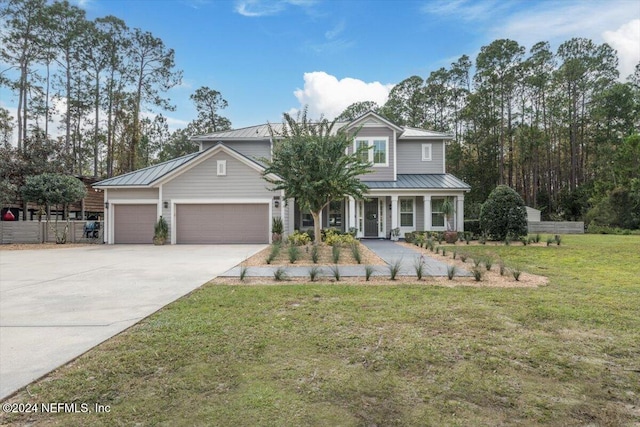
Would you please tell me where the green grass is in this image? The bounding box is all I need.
[2,235,639,426]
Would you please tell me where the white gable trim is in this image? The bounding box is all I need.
[346,111,403,133]
[153,144,278,187]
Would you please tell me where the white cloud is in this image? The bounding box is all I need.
[424,0,511,22]
[325,20,345,40]
[603,19,640,79]
[292,71,393,119]
[423,0,640,81]
[235,0,316,17]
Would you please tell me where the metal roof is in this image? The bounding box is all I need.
[94,144,271,188]
[191,120,451,141]
[94,150,204,187]
[365,174,470,190]
[400,127,453,139]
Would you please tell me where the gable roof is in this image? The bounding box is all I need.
[94,143,273,188]
[345,110,404,133]
[93,151,204,187]
[191,112,453,142]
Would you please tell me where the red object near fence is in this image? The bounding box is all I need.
[2,210,15,221]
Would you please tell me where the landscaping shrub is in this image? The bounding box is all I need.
[310,244,319,263]
[447,265,456,280]
[479,185,528,240]
[308,266,320,282]
[364,265,374,281]
[404,232,416,243]
[331,245,341,263]
[266,243,281,264]
[288,230,311,246]
[288,245,300,263]
[330,265,341,281]
[464,219,481,236]
[414,256,425,280]
[239,265,248,281]
[484,256,493,271]
[512,266,522,281]
[323,229,356,247]
[273,267,287,281]
[388,260,401,280]
[350,243,362,264]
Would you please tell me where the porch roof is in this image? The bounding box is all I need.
[365,174,470,190]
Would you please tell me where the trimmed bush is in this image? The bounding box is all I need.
[479,185,528,241]
[464,219,481,236]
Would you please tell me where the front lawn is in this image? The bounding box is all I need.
[2,235,639,426]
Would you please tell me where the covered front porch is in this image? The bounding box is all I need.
[292,192,466,239]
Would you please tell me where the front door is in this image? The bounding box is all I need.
[364,199,378,237]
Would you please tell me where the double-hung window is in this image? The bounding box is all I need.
[431,198,445,227]
[354,137,388,167]
[400,198,414,227]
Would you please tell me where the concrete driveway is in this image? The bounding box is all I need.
[0,244,264,400]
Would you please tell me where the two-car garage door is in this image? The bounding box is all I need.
[113,203,269,244]
[175,203,269,244]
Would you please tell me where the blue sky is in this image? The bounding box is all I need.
[3,0,640,133]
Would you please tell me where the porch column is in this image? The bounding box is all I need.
[423,195,431,231]
[457,194,465,231]
[348,197,356,233]
[391,195,399,232]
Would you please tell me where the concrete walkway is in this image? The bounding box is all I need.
[220,239,467,278]
[361,239,457,276]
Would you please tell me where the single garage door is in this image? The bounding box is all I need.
[176,203,269,244]
[114,204,157,244]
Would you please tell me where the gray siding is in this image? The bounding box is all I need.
[163,152,273,199]
[349,126,395,181]
[108,188,158,200]
[162,152,274,240]
[201,140,271,162]
[396,140,445,174]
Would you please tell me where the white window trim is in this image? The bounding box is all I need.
[354,137,389,167]
[431,197,447,231]
[422,143,432,161]
[217,160,227,176]
[398,196,415,232]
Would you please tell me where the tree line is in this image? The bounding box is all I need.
[337,39,640,228]
[0,0,231,180]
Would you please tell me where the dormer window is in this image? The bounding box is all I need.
[355,137,389,167]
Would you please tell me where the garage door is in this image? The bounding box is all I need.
[114,204,157,244]
[176,204,269,244]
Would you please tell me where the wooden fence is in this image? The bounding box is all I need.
[527,221,584,234]
[0,221,104,244]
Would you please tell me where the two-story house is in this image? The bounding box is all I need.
[94,111,470,244]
